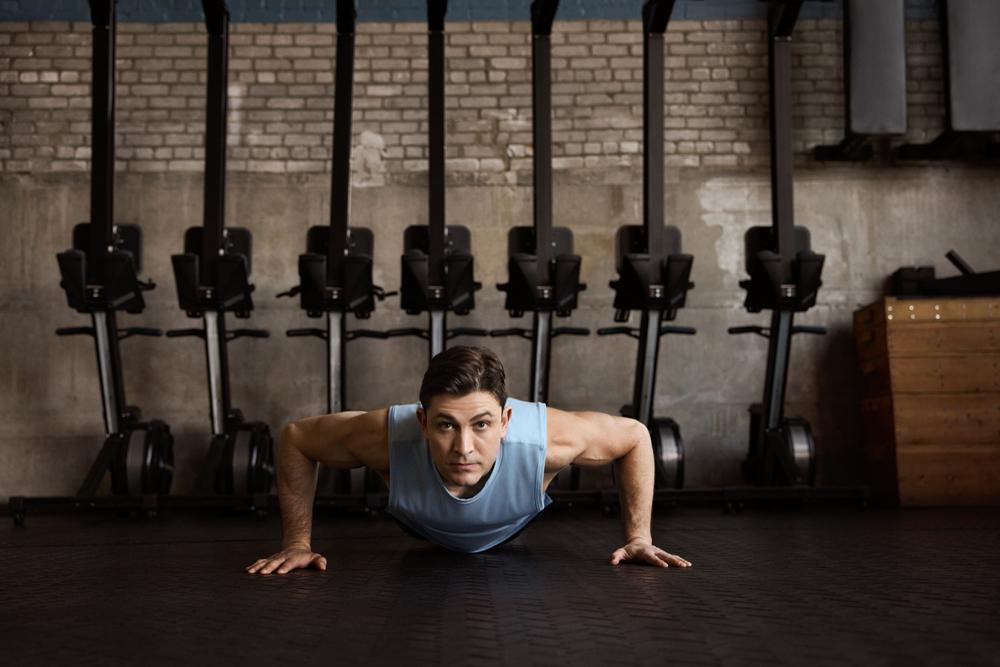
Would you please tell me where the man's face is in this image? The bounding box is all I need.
[416,390,512,498]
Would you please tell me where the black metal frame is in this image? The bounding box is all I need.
[729,1,827,488]
[10,0,175,525]
[582,0,697,492]
[393,0,487,363]
[167,0,274,498]
[88,0,115,283]
[490,0,589,405]
[59,0,171,494]
[77,0,131,447]
[596,0,694,491]
[278,0,398,497]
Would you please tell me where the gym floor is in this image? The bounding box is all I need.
[2,506,998,666]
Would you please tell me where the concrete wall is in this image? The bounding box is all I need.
[2,16,999,498]
[4,166,999,497]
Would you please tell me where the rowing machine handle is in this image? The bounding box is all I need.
[229,329,270,340]
[349,330,390,340]
[166,328,205,339]
[660,325,696,336]
[286,328,325,339]
[792,325,827,336]
[552,327,590,337]
[120,327,163,338]
[448,328,490,339]
[489,328,531,339]
[384,328,428,339]
[597,326,635,336]
[728,326,767,336]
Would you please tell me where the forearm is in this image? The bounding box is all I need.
[617,423,654,543]
[276,424,318,550]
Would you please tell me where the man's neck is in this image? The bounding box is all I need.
[440,461,496,499]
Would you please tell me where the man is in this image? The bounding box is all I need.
[247,345,692,574]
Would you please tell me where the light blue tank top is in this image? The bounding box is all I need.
[386,397,553,553]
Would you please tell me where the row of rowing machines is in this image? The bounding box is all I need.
[9,0,867,527]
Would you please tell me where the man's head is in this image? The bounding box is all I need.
[416,346,512,497]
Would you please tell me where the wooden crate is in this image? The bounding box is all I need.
[854,296,1000,506]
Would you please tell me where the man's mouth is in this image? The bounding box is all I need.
[451,462,477,470]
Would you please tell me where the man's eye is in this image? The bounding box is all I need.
[476,421,490,429]
[439,423,454,431]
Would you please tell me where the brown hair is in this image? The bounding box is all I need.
[419,345,508,411]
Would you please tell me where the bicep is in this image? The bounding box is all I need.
[284,408,388,471]
[547,407,642,469]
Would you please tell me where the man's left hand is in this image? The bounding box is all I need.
[610,540,692,568]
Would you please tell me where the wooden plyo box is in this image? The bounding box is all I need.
[854,297,1000,506]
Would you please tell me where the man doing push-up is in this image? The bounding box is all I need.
[248,345,692,574]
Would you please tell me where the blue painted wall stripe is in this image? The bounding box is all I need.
[0,0,939,23]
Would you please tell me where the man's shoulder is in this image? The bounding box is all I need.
[543,406,635,470]
[542,406,587,468]
[502,398,547,444]
[544,405,584,439]
[385,403,423,442]
[290,408,391,473]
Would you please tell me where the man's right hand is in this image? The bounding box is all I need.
[246,546,327,575]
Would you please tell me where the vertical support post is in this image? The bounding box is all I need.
[88,0,116,284]
[530,311,552,403]
[760,0,803,434]
[328,0,357,287]
[427,1,448,289]
[327,311,344,414]
[767,1,802,284]
[317,310,346,497]
[201,0,230,287]
[529,1,559,406]
[430,310,446,361]
[641,0,672,268]
[531,1,558,275]
[761,310,794,431]
[92,311,123,435]
[632,309,664,425]
[204,311,230,436]
[631,1,674,427]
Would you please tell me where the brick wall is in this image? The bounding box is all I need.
[0,18,944,180]
[0,0,940,23]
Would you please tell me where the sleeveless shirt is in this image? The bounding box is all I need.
[385,397,552,553]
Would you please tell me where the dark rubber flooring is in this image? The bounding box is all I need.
[2,507,998,666]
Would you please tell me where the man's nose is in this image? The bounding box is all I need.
[454,428,475,455]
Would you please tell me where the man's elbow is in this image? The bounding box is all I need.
[279,422,310,461]
[623,419,651,458]
[607,420,654,486]
[600,417,649,465]
[280,422,298,446]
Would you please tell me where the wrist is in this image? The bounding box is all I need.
[283,539,311,551]
[626,535,652,545]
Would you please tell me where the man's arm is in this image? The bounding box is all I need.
[247,409,388,575]
[277,410,380,550]
[547,408,692,568]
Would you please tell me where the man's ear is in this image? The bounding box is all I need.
[499,404,513,438]
[416,406,429,438]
